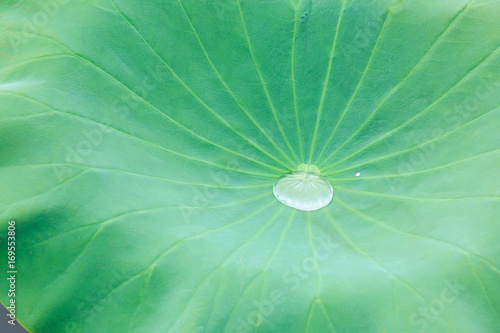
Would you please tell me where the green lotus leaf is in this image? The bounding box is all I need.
[1,0,499,332]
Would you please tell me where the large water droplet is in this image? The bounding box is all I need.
[273,164,333,211]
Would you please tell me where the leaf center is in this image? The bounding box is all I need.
[273,164,333,211]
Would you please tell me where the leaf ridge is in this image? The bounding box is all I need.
[1,90,279,178]
[220,209,294,332]
[325,105,500,176]
[334,197,500,276]
[323,209,458,331]
[318,0,473,167]
[236,0,300,165]
[167,206,286,333]
[314,8,394,165]
[176,0,297,170]
[291,0,305,161]
[308,0,347,164]
[323,45,500,171]
[109,1,294,172]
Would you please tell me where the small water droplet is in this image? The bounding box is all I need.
[273,164,333,211]
[355,172,361,177]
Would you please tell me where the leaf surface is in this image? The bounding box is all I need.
[1,0,500,332]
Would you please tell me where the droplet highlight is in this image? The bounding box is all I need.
[273,164,333,211]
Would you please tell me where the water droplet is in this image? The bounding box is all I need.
[355,172,361,177]
[273,164,333,211]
